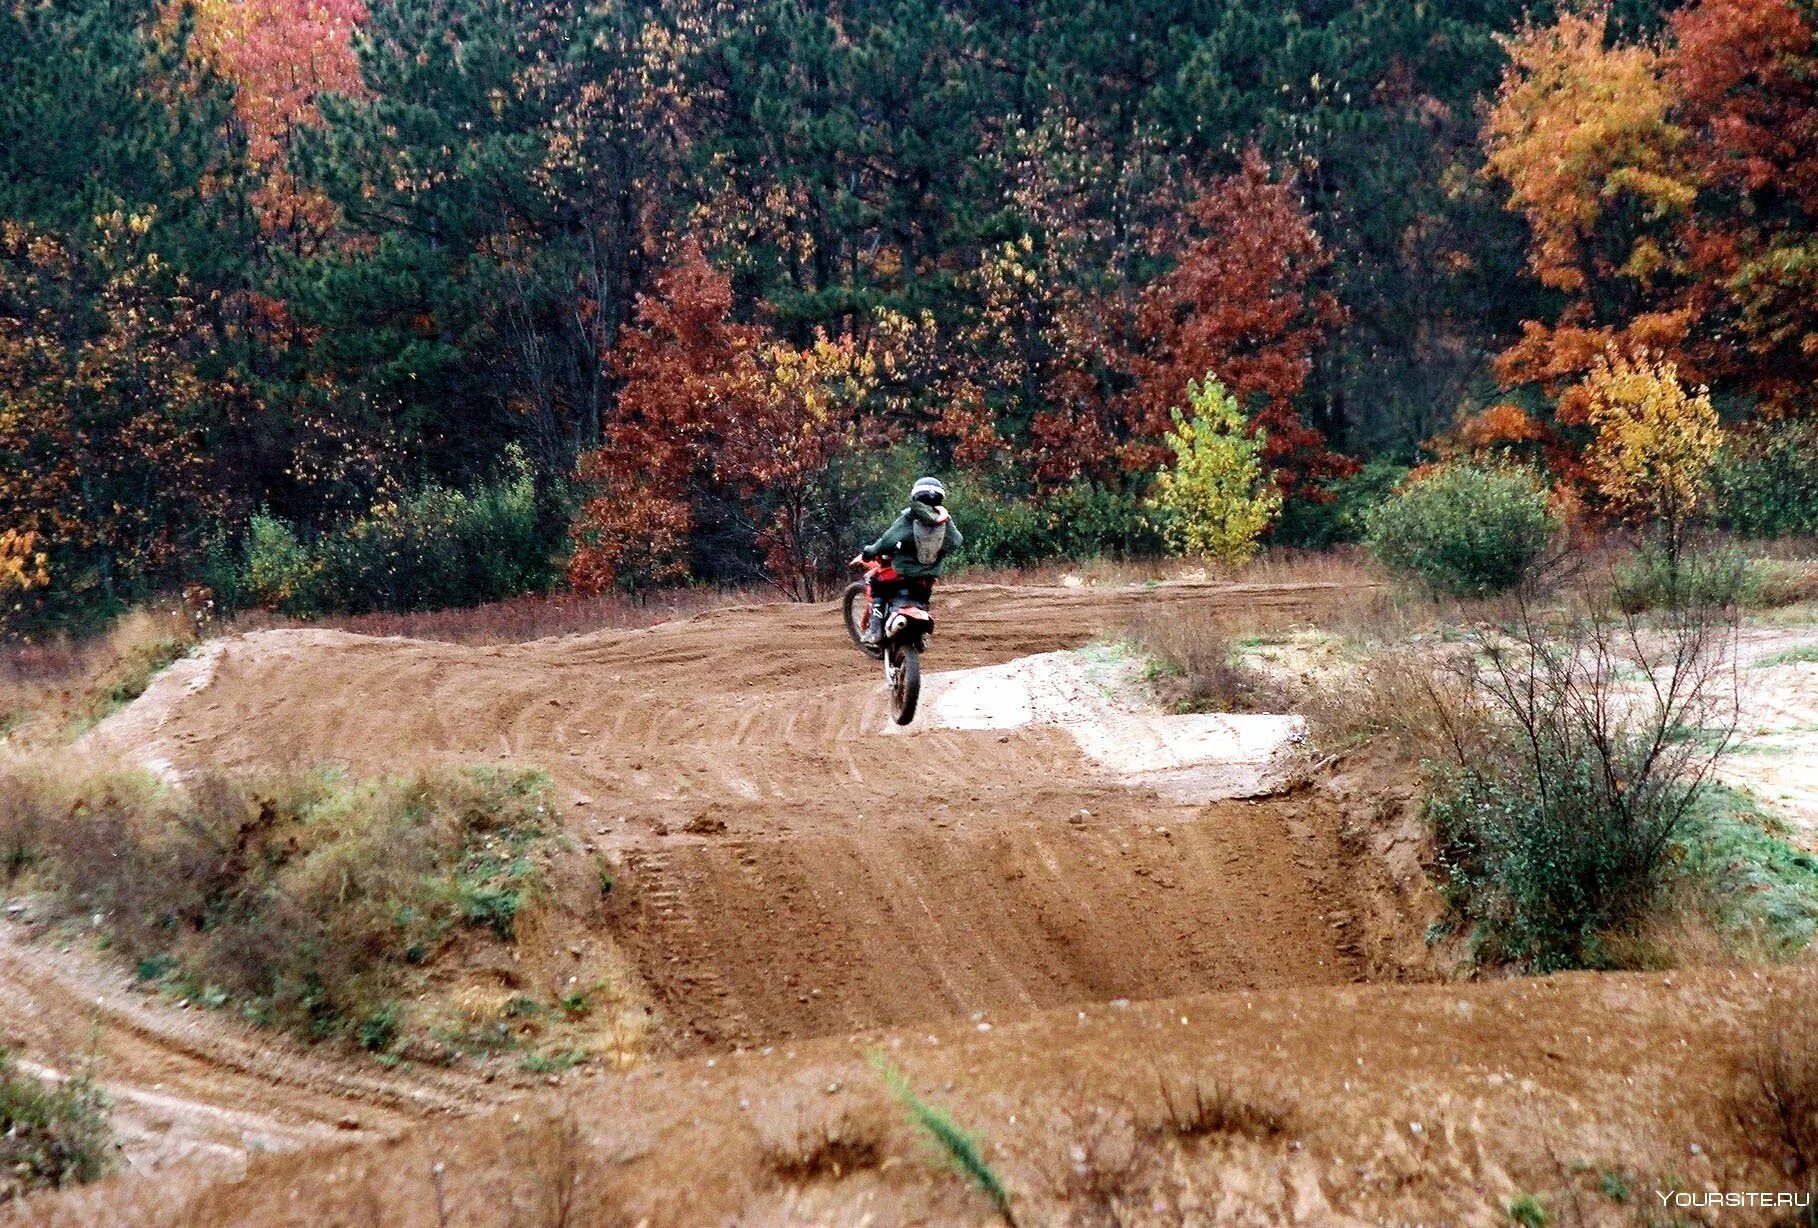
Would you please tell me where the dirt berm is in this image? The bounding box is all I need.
[20,968,1814,1227]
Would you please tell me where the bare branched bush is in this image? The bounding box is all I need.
[1125,605,1287,714]
[1038,1099,1146,1227]
[1429,592,1740,970]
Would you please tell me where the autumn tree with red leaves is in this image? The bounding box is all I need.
[190,0,367,235]
[1483,0,1818,467]
[1120,154,1350,501]
[569,245,876,601]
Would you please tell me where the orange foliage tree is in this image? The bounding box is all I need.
[569,245,877,600]
[189,0,367,235]
[1483,0,1818,464]
[1120,153,1349,502]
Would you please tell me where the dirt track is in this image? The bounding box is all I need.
[15,578,1813,1223]
[85,581,1381,1052]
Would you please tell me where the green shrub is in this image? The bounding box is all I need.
[1429,604,1733,971]
[1364,464,1558,596]
[1710,420,1818,538]
[0,1050,112,1200]
[239,447,558,616]
[1431,736,1704,970]
[1611,544,1759,613]
[1274,459,1410,548]
[944,481,1161,570]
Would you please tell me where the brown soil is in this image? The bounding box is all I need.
[20,967,1816,1227]
[9,578,1811,1223]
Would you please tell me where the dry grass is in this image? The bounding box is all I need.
[1748,983,1818,1187]
[0,607,199,742]
[1124,604,1290,714]
[957,547,1380,591]
[233,584,775,646]
[0,760,565,1053]
[1150,1071,1297,1142]
[1299,644,1487,759]
[1023,1077,1301,1228]
[759,1103,888,1183]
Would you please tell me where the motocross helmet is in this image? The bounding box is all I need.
[910,476,946,508]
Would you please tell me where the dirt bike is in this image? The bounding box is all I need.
[842,556,933,726]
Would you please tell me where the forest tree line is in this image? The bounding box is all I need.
[2,0,1816,626]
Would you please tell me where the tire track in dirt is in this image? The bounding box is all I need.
[0,922,504,1181]
[71,580,1376,1060]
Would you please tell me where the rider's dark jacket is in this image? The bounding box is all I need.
[863,503,963,580]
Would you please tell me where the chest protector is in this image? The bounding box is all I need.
[911,517,948,565]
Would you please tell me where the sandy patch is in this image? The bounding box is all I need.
[919,645,1306,801]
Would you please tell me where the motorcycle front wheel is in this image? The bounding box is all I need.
[842,581,883,659]
[890,644,921,726]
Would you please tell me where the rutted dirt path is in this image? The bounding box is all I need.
[80,581,1379,1053]
[0,920,502,1180]
[13,578,1818,1222]
[21,966,1816,1228]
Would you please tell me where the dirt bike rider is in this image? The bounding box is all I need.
[858,477,962,647]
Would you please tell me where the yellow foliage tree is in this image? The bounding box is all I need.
[1581,349,1722,557]
[1484,7,1693,294]
[1153,378,1281,567]
[0,528,49,600]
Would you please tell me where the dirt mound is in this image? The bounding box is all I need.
[24,577,1808,1223]
[71,582,1392,1057]
[21,966,1814,1227]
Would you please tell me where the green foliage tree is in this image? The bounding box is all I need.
[288,0,680,495]
[1152,379,1281,566]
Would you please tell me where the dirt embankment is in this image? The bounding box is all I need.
[75,580,1416,1055]
[19,966,1814,1228]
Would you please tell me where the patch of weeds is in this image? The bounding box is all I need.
[1507,1192,1550,1226]
[133,953,176,984]
[0,1049,112,1200]
[359,1003,402,1053]
[520,1048,587,1075]
[559,982,608,1019]
[1122,606,1288,714]
[0,760,562,1053]
[871,1054,1014,1224]
[764,1103,887,1184]
[1755,644,1818,668]
[1676,785,1818,956]
[1598,1169,1632,1203]
[1152,1069,1295,1141]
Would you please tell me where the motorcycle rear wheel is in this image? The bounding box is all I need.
[891,644,921,726]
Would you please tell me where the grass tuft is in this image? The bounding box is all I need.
[871,1054,1014,1223]
[0,1050,112,1201]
